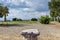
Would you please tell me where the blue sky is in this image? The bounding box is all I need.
[0,0,50,20]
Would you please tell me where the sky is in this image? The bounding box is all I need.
[0,0,50,20]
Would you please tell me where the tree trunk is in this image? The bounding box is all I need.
[57,16,59,22]
[4,15,6,22]
[54,17,55,22]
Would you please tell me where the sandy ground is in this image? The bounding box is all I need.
[0,23,60,40]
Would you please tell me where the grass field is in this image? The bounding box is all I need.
[0,21,60,40]
[0,21,38,24]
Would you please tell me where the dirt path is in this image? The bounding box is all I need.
[0,23,60,40]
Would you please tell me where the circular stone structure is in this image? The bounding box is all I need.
[21,29,40,40]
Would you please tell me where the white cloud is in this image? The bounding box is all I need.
[25,1,34,7]
[8,8,20,18]
[7,8,50,20]
[21,0,25,2]
[0,0,21,6]
[0,0,50,20]
[0,0,33,6]
[7,0,21,6]
[40,11,50,16]
[22,8,35,12]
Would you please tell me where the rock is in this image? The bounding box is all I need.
[21,29,40,40]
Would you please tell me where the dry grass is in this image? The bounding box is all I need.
[0,34,23,40]
[50,21,60,28]
[0,21,60,40]
[0,34,60,40]
[55,23,60,28]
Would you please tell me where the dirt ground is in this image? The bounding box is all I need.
[0,22,60,40]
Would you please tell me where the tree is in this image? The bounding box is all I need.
[0,4,3,17]
[48,0,60,22]
[0,4,9,21]
[3,6,9,21]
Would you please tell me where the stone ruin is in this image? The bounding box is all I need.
[21,29,40,40]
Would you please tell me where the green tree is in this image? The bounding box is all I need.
[0,4,9,21]
[0,4,3,17]
[48,0,60,22]
[3,6,9,21]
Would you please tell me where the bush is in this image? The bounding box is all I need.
[16,19,22,21]
[31,18,38,21]
[39,16,50,24]
[12,18,17,21]
[12,18,22,21]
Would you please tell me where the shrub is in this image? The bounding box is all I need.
[16,19,22,21]
[31,18,38,21]
[39,16,50,24]
[12,18,17,21]
[12,18,22,21]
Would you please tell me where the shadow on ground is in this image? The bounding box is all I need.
[0,24,29,27]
